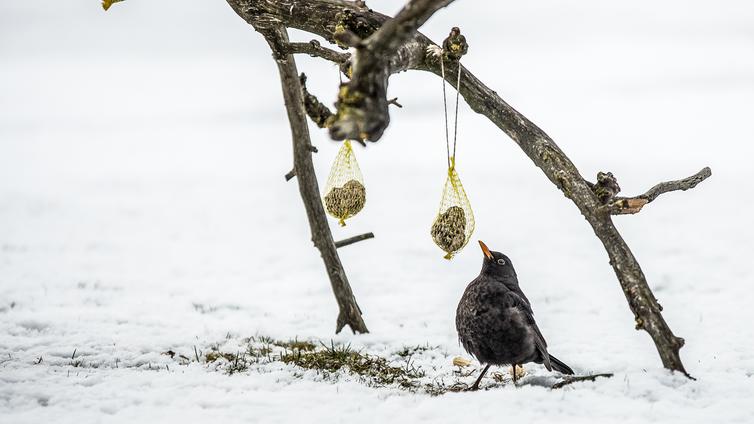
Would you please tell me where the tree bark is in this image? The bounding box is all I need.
[253,20,368,334]
[225,0,711,374]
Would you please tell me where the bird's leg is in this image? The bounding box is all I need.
[512,364,519,385]
[469,364,491,391]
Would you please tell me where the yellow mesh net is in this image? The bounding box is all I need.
[323,140,365,226]
[431,157,475,259]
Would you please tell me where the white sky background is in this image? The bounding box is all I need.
[1,1,754,423]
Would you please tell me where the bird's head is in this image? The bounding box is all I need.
[478,240,517,279]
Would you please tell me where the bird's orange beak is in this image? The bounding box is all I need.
[478,240,493,260]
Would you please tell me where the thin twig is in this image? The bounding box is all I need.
[285,169,297,181]
[286,40,351,64]
[639,166,712,203]
[300,73,335,129]
[551,373,614,389]
[335,232,374,248]
[609,167,711,214]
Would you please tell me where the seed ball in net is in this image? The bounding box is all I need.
[324,179,366,221]
[431,205,467,253]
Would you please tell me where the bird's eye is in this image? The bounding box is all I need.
[497,259,506,265]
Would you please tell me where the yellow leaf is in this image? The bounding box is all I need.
[102,0,125,11]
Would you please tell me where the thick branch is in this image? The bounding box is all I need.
[362,0,454,56]
[253,22,368,334]
[330,0,455,141]
[608,167,712,214]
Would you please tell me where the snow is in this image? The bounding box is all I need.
[2,0,754,423]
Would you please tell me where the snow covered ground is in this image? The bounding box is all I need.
[2,1,754,422]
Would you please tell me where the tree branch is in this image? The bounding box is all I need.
[253,21,368,334]
[335,232,375,248]
[361,0,454,56]
[300,73,335,128]
[551,373,614,389]
[286,40,351,64]
[608,167,712,215]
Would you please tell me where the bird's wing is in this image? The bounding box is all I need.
[529,320,552,371]
[498,289,552,371]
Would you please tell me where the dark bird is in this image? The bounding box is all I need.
[456,241,574,389]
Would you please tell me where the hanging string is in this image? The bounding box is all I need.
[440,56,462,169]
[452,62,461,160]
[440,57,450,169]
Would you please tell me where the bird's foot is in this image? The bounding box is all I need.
[511,364,526,383]
[464,382,481,392]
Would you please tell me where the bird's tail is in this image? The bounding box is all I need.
[548,354,574,375]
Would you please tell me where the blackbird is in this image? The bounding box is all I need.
[456,241,574,389]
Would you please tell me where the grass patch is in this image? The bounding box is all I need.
[273,338,317,352]
[395,344,435,358]
[177,336,520,394]
[199,337,440,391]
[205,351,236,363]
[280,342,424,390]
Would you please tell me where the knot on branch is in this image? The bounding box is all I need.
[634,317,644,330]
[674,337,686,349]
[554,170,571,190]
[300,73,335,128]
[442,27,468,62]
[333,9,378,48]
[591,171,621,204]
